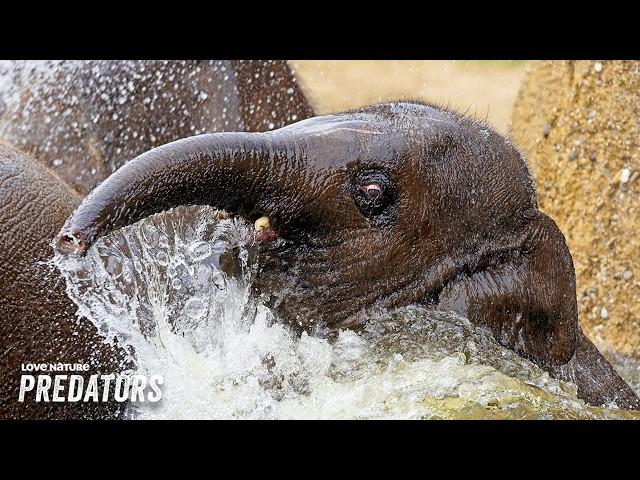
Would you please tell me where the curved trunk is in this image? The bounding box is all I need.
[55,132,297,255]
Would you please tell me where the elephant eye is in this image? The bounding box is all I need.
[352,171,396,220]
[360,183,383,199]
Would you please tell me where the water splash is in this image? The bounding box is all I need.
[53,206,640,419]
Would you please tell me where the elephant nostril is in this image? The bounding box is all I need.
[55,230,87,256]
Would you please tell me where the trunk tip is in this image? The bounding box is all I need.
[55,229,88,256]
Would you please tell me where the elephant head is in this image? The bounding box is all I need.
[54,101,640,409]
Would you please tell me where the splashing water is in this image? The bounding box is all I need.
[53,206,640,419]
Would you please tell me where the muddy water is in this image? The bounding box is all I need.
[53,206,640,419]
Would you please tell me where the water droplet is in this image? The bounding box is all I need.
[133,259,143,273]
[188,241,211,261]
[211,271,226,290]
[156,251,168,266]
[141,225,159,246]
[184,297,206,319]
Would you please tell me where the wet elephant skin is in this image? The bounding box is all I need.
[0,143,128,419]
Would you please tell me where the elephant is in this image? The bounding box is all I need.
[0,142,128,419]
[54,101,640,410]
[0,60,313,419]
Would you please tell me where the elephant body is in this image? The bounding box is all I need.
[0,143,127,419]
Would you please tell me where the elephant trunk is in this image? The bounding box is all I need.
[55,132,297,256]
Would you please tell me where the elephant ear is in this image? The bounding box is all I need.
[512,211,580,367]
[438,211,579,369]
[437,210,640,408]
